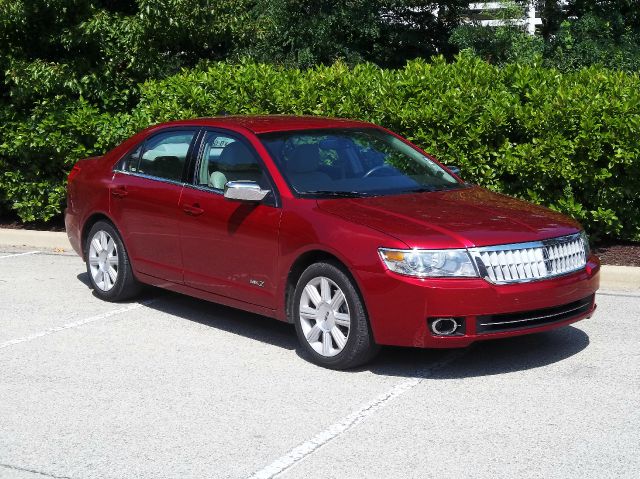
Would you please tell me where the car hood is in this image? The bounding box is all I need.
[316,186,582,249]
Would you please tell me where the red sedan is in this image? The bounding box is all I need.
[65,116,599,369]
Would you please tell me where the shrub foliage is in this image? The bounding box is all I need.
[1,56,639,240]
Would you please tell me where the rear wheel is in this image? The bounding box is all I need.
[85,221,141,301]
[293,262,379,369]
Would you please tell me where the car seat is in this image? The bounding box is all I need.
[287,144,332,190]
[209,141,264,189]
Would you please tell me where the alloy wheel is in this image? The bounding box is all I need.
[88,230,119,292]
[299,276,351,357]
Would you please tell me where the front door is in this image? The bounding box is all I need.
[109,129,197,283]
[178,130,282,309]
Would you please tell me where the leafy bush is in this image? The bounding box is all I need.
[545,13,640,72]
[1,56,639,241]
[449,2,640,73]
[243,0,469,68]
[450,1,545,66]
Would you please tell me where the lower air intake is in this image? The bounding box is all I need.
[476,295,594,334]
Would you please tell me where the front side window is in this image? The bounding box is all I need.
[259,128,461,197]
[121,130,196,182]
[195,132,269,190]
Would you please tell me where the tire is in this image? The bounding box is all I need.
[292,261,379,369]
[85,220,141,301]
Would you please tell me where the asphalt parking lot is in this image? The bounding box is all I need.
[1,247,639,479]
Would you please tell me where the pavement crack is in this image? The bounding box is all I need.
[0,463,74,479]
[598,290,640,298]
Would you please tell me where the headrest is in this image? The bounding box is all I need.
[147,155,182,180]
[218,141,254,170]
[288,144,321,174]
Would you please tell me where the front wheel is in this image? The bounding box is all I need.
[85,221,141,301]
[293,262,379,369]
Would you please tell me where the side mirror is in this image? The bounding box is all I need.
[448,165,461,177]
[223,180,270,202]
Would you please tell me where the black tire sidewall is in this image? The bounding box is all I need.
[292,261,376,369]
[85,221,137,301]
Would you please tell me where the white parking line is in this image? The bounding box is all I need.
[247,348,468,479]
[0,299,157,350]
[0,250,40,259]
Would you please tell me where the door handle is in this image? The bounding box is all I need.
[183,203,204,216]
[111,186,128,198]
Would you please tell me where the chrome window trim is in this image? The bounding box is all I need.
[183,182,224,195]
[467,232,588,285]
[112,169,185,187]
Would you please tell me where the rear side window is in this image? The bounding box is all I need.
[120,130,196,182]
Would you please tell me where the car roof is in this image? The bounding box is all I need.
[155,115,377,134]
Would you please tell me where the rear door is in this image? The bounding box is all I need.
[110,128,198,283]
[178,129,282,308]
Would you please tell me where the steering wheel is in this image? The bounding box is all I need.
[363,164,396,178]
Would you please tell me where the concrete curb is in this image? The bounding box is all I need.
[598,265,640,293]
[0,228,71,250]
[1,227,638,292]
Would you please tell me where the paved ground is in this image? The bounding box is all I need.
[0,246,638,479]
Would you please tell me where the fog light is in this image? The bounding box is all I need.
[428,317,465,336]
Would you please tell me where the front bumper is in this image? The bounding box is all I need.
[361,256,600,348]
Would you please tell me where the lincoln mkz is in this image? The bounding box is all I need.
[66,116,599,369]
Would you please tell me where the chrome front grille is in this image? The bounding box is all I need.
[468,233,588,284]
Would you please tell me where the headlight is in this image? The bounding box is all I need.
[378,248,478,278]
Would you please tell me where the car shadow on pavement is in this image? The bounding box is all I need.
[77,272,90,287]
[367,326,590,379]
[132,286,300,351]
[77,275,590,378]
[78,272,179,304]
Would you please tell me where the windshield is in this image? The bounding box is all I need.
[259,128,461,197]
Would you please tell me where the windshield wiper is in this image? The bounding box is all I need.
[406,183,467,194]
[405,186,437,193]
[300,190,374,198]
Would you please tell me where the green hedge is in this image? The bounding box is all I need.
[1,55,639,240]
